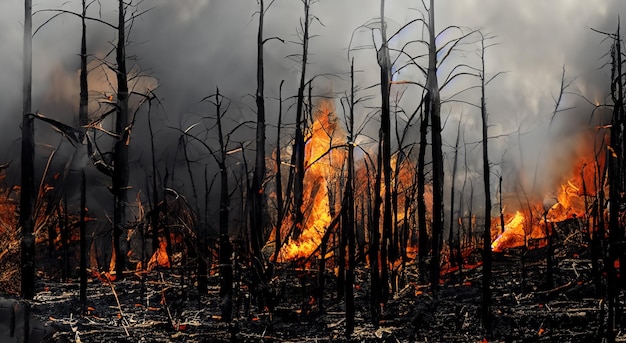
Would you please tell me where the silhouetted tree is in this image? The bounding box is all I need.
[449,118,462,268]
[344,59,357,337]
[20,0,35,300]
[79,0,88,311]
[607,24,624,342]
[425,0,444,296]
[250,0,281,260]
[292,0,312,241]
[112,0,131,279]
[378,0,393,302]
[479,33,493,335]
[274,80,285,262]
[417,99,429,284]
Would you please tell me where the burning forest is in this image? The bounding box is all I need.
[3,0,626,342]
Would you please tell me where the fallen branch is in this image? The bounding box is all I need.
[159,272,177,330]
[535,281,573,296]
[105,277,130,337]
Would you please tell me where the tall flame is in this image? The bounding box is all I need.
[278,99,346,261]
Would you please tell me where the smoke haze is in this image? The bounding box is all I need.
[1,0,624,220]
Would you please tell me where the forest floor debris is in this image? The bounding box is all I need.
[0,241,619,342]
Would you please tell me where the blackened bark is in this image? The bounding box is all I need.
[592,160,606,298]
[274,80,284,263]
[162,172,173,268]
[198,166,208,296]
[216,89,233,322]
[544,214,554,288]
[499,175,505,237]
[60,203,69,281]
[417,104,429,284]
[80,170,87,312]
[79,0,89,311]
[20,0,35,300]
[79,0,88,129]
[378,0,392,302]
[345,59,356,338]
[427,0,444,297]
[251,0,267,259]
[148,97,160,260]
[292,0,310,241]
[113,0,129,280]
[337,198,346,300]
[317,230,328,313]
[371,134,383,324]
[607,28,623,342]
[479,36,493,335]
[197,237,208,296]
[449,120,461,267]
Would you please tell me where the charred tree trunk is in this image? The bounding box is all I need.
[79,0,88,129]
[544,213,554,288]
[449,119,462,268]
[469,182,474,247]
[426,0,444,296]
[162,172,173,268]
[80,169,87,312]
[338,198,346,301]
[147,97,161,265]
[607,28,624,342]
[479,35,493,335]
[274,80,285,263]
[499,174,505,237]
[317,229,328,313]
[60,202,69,281]
[378,0,392,302]
[592,157,607,298]
[79,0,89,311]
[113,0,130,280]
[215,89,233,322]
[345,59,356,338]
[251,0,267,260]
[370,137,383,325]
[417,103,429,284]
[292,0,311,241]
[20,0,35,300]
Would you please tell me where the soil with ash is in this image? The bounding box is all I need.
[0,232,621,342]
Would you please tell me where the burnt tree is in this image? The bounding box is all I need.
[342,58,357,337]
[448,118,462,268]
[214,89,233,322]
[79,0,89,311]
[274,80,285,262]
[479,33,493,335]
[290,0,312,241]
[250,0,282,260]
[112,0,131,279]
[425,0,444,296]
[607,25,624,342]
[377,0,393,302]
[417,98,429,284]
[20,0,35,300]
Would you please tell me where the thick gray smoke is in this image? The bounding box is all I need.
[0,0,624,224]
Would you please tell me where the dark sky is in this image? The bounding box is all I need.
[1,0,624,211]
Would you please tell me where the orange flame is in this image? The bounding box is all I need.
[492,135,600,251]
[278,99,345,261]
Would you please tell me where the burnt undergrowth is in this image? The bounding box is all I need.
[0,219,615,343]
